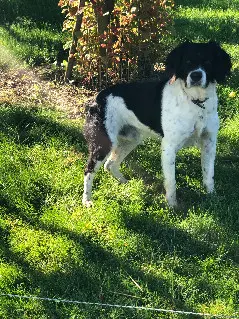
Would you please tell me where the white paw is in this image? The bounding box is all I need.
[119,177,128,184]
[204,182,214,193]
[166,193,177,207]
[167,200,178,208]
[82,199,93,208]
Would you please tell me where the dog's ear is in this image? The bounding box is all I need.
[165,41,190,78]
[209,41,232,83]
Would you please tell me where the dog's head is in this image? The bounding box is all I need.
[165,41,232,88]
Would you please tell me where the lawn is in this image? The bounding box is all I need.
[0,1,239,318]
[0,0,64,66]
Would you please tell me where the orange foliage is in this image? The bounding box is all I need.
[59,0,174,88]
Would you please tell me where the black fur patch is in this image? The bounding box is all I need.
[97,80,168,136]
[84,99,111,174]
[119,125,140,140]
[165,41,232,85]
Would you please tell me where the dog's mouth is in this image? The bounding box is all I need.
[190,79,203,87]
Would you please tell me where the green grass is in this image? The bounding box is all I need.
[0,0,64,66]
[177,0,239,10]
[175,8,239,44]
[0,18,64,66]
[0,102,238,318]
[0,0,62,25]
[0,0,239,318]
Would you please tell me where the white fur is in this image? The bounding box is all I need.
[103,79,219,207]
[82,79,219,207]
[104,95,158,143]
[82,161,103,207]
[161,79,219,205]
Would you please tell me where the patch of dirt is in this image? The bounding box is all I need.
[0,63,95,119]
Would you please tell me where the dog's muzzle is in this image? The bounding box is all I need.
[187,69,206,88]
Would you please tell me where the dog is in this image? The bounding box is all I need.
[82,41,231,207]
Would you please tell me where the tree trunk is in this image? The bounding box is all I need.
[64,0,85,83]
[93,0,115,64]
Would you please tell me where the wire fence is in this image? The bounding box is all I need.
[1,292,239,318]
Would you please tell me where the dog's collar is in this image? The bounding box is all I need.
[182,87,209,109]
[191,97,209,109]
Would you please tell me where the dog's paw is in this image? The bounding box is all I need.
[82,200,93,208]
[119,176,128,184]
[167,199,178,208]
[166,193,178,208]
[204,182,214,194]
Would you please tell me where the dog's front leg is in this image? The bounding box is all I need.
[161,139,177,207]
[200,132,217,193]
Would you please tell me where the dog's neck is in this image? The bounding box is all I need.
[168,78,217,111]
[181,81,207,100]
[178,80,212,109]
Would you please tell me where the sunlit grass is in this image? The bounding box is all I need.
[175,8,239,44]
[0,100,238,318]
[0,18,64,65]
[0,1,238,318]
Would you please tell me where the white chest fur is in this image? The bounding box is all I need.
[161,79,219,149]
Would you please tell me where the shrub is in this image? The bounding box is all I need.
[59,0,174,88]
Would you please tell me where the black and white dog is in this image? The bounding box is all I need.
[82,41,231,207]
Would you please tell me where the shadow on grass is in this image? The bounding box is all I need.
[125,143,204,206]
[0,226,109,318]
[229,68,239,91]
[175,16,239,44]
[0,180,54,224]
[0,0,63,25]
[0,103,86,151]
[0,104,217,316]
[0,101,200,317]
[0,102,239,317]
[176,0,239,10]
[0,103,87,222]
[122,210,214,258]
[0,219,196,318]
[1,102,238,235]
[124,135,239,259]
[3,21,64,64]
[35,225,202,318]
[125,144,239,259]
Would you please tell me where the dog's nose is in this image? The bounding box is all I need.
[190,71,202,82]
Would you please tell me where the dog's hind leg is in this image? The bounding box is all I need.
[104,126,142,183]
[83,157,105,207]
[104,141,136,183]
[83,111,112,207]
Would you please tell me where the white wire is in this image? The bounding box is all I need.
[0,293,239,318]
